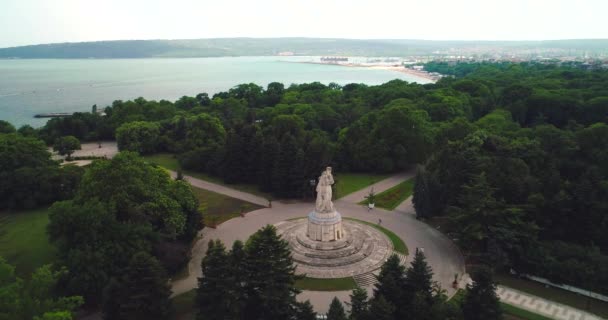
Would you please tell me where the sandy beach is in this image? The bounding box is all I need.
[294,61,439,82]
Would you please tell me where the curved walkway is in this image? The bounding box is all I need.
[172,172,465,313]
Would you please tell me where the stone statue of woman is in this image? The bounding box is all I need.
[315,167,334,212]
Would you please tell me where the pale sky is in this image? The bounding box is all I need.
[0,0,606,48]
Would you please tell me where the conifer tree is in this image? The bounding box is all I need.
[348,287,370,320]
[197,240,233,320]
[462,267,502,320]
[368,295,395,320]
[242,225,299,320]
[295,300,317,320]
[327,297,348,320]
[405,250,434,301]
[103,252,172,320]
[373,254,406,319]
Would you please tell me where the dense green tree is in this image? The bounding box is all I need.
[327,297,348,320]
[102,252,172,320]
[348,287,369,320]
[368,295,395,320]
[116,121,160,154]
[53,135,81,160]
[295,300,317,320]
[0,258,83,320]
[373,254,405,320]
[196,240,234,320]
[461,267,502,320]
[242,225,299,320]
[0,120,15,133]
[0,133,82,209]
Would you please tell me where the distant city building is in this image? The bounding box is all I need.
[277,51,295,56]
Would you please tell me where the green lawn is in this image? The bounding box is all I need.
[334,172,390,199]
[190,186,263,227]
[501,303,553,320]
[171,289,196,320]
[449,290,553,320]
[143,153,273,199]
[295,276,358,291]
[0,208,56,277]
[344,218,408,255]
[495,274,608,318]
[361,179,414,210]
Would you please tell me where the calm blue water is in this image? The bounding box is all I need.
[0,56,430,127]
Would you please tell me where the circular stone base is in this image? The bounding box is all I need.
[275,219,394,278]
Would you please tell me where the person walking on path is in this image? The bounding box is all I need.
[378,218,382,225]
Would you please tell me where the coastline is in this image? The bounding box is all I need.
[292,61,439,82]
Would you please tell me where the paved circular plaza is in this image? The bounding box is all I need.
[276,218,394,278]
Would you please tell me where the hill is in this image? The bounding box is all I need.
[0,38,607,58]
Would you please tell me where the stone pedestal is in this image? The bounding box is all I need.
[307,210,343,242]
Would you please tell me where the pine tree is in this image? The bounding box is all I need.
[259,135,279,192]
[413,165,432,219]
[295,300,317,320]
[242,225,299,320]
[229,240,246,320]
[223,129,245,184]
[197,240,233,320]
[373,254,406,319]
[368,295,395,320]
[273,133,301,197]
[327,297,348,320]
[462,267,502,320]
[348,287,369,320]
[104,252,172,320]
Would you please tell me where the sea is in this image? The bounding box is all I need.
[0,56,431,127]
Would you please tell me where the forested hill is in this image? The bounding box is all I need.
[1,38,607,58]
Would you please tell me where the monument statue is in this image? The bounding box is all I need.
[315,167,334,213]
[307,166,343,241]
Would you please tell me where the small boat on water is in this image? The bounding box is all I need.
[34,112,71,118]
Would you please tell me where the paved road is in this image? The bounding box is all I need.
[497,286,603,320]
[168,170,269,207]
[339,171,415,204]
[171,172,465,313]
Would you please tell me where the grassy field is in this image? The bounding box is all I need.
[334,172,390,199]
[190,186,262,227]
[171,289,196,320]
[449,290,553,320]
[495,274,608,318]
[501,303,553,320]
[295,276,358,291]
[0,207,56,277]
[362,179,414,210]
[345,218,408,255]
[143,153,273,199]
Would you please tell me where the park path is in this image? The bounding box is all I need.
[167,170,269,207]
[497,286,603,320]
[339,171,415,204]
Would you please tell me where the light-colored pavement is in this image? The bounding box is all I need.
[169,171,269,207]
[171,172,465,313]
[497,286,603,320]
[338,171,415,204]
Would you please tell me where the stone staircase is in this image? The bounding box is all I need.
[353,272,378,288]
[394,252,408,266]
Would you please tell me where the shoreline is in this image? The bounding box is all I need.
[293,61,439,82]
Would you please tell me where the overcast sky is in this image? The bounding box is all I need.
[1,0,606,48]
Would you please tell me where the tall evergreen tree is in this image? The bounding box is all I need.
[295,300,317,320]
[413,165,432,219]
[196,240,234,320]
[103,252,172,320]
[462,267,502,320]
[405,250,434,301]
[242,225,299,320]
[327,297,347,320]
[273,134,303,197]
[373,254,406,320]
[348,287,369,320]
[368,295,395,320]
[259,135,280,193]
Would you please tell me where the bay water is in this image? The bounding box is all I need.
[0,56,430,127]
